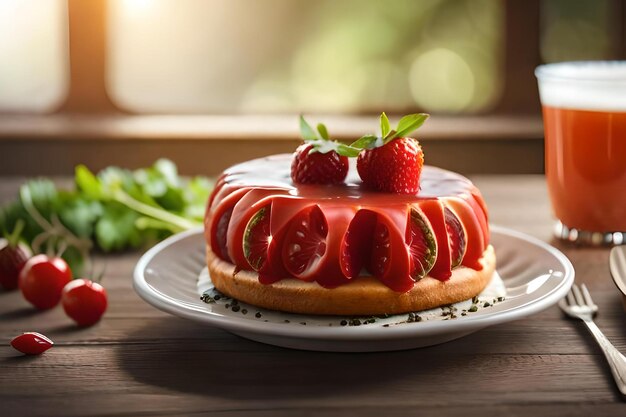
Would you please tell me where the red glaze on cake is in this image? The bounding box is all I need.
[204,154,489,293]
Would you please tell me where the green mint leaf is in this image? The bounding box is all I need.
[336,144,362,157]
[309,139,334,153]
[299,115,318,141]
[308,139,361,158]
[395,113,429,139]
[317,123,329,140]
[380,112,391,138]
[350,134,379,150]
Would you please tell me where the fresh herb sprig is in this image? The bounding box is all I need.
[0,159,211,274]
[300,113,429,158]
[351,112,429,150]
[299,116,361,157]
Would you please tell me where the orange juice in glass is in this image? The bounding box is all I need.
[536,62,626,245]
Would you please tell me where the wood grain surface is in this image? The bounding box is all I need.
[1,176,625,416]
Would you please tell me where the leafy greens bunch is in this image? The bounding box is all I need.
[0,159,211,275]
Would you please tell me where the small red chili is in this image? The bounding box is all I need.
[10,332,54,355]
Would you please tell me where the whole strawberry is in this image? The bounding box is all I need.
[358,137,424,194]
[291,143,348,185]
[290,116,358,185]
[354,112,428,194]
[0,221,31,291]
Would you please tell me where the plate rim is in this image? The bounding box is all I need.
[133,225,575,340]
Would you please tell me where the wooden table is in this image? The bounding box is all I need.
[1,176,625,416]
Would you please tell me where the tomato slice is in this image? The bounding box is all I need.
[241,201,295,285]
[418,199,451,281]
[227,189,287,269]
[207,187,251,262]
[470,188,490,243]
[243,205,271,271]
[207,173,227,208]
[370,221,391,277]
[367,210,413,292]
[444,197,484,270]
[282,205,328,280]
[340,209,377,279]
[444,206,467,268]
[407,206,437,279]
[464,192,490,250]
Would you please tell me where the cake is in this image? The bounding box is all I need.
[203,114,495,315]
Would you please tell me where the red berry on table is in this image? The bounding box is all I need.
[0,220,31,291]
[19,254,72,310]
[10,332,54,355]
[357,137,424,194]
[291,143,349,185]
[0,240,30,291]
[62,279,108,326]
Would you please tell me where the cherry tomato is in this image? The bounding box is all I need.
[19,255,72,310]
[10,332,54,355]
[62,279,108,326]
[0,239,30,290]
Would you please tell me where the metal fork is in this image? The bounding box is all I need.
[559,283,626,395]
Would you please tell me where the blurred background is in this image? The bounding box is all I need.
[0,0,625,175]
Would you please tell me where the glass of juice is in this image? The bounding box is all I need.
[536,61,626,245]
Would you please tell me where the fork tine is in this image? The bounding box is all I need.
[566,287,577,306]
[581,283,595,306]
[558,298,569,310]
[572,284,586,306]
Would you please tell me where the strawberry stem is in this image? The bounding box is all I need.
[317,123,329,140]
[380,112,391,138]
[299,115,318,141]
[382,129,397,144]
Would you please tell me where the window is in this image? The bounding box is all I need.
[107,0,503,114]
[0,0,69,113]
[541,0,618,63]
[2,1,625,118]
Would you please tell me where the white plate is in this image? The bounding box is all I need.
[133,226,574,352]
